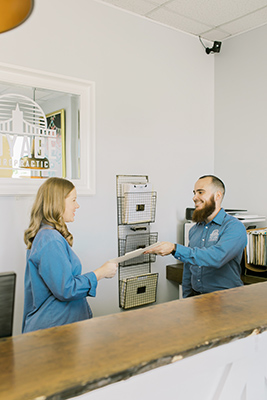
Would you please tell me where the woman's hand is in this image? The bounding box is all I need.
[94,261,118,280]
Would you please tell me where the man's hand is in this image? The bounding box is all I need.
[144,241,175,256]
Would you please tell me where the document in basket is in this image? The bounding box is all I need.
[110,242,160,263]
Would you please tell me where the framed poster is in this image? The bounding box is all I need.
[46,109,66,177]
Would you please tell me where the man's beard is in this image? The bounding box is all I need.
[192,196,216,223]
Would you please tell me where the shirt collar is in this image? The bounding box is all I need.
[211,208,225,226]
[197,208,226,227]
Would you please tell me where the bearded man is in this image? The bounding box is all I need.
[145,175,247,297]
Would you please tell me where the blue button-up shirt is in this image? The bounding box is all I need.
[173,209,247,297]
[22,227,98,333]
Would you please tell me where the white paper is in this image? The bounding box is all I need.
[122,183,152,195]
[110,242,160,263]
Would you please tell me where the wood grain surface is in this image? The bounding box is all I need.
[1,282,267,400]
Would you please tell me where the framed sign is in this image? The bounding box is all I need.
[0,62,95,195]
[46,109,66,178]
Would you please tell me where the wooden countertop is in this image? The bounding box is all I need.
[2,282,267,400]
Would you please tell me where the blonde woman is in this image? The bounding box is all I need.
[22,177,118,333]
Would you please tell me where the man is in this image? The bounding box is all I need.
[145,175,247,297]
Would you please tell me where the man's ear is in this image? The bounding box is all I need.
[215,191,222,202]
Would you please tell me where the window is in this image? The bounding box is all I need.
[0,63,95,195]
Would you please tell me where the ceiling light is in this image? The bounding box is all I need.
[0,0,33,34]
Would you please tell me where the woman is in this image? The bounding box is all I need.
[22,177,118,333]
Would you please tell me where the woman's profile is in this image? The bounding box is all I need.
[22,177,117,333]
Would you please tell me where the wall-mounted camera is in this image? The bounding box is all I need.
[199,37,222,55]
[206,41,222,54]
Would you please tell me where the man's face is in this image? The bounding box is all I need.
[192,177,216,222]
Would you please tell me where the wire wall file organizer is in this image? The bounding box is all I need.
[116,175,158,309]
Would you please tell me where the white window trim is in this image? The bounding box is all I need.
[0,62,95,196]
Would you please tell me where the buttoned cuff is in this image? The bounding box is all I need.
[86,271,98,297]
[171,244,177,256]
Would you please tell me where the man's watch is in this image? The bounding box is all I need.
[171,244,176,256]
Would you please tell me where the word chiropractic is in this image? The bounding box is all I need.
[0,134,55,169]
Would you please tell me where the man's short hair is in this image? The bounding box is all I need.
[199,175,225,198]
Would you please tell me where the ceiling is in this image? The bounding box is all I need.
[98,0,267,42]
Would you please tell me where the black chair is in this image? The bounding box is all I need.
[0,272,16,338]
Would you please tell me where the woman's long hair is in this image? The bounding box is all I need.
[24,177,75,249]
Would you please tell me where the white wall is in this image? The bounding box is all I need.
[0,0,214,335]
[214,25,267,218]
[71,331,267,400]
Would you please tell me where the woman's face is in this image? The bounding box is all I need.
[63,188,80,223]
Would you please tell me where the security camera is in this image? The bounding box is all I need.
[206,41,222,55]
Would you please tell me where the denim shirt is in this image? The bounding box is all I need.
[173,209,247,297]
[22,226,98,333]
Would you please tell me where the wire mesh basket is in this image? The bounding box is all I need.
[120,273,158,309]
[119,262,151,281]
[117,192,157,225]
[118,232,158,266]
